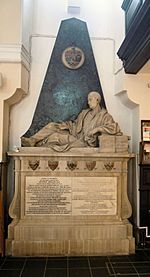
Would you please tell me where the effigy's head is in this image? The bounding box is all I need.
[88,91,101,109]
[88,91,101,103]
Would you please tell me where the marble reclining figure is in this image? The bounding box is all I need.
[21,91,122,152]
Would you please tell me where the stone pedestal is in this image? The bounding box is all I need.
[6,147,135,256]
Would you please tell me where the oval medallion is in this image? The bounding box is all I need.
[62,46,85,69]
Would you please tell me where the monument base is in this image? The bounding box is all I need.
[6,147,135,256]
[7,220,134,256]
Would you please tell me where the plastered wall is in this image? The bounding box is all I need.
[0,0,150,228]
[8,0,132,150]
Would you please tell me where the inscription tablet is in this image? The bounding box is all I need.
[25,177,72,215]
[25,177,117,216]
[72,177,117,215]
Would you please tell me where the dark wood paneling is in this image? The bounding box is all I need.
[117,0,150,74]
[140,165,150,228]
[122,0,143,33]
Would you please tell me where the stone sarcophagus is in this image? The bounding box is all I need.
[6,146,135,256]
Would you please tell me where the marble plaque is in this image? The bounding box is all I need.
[25,177,72,215]
[25,177,117,216]
[72,177,117,215]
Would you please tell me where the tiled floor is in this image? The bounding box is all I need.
[1,250,150,277]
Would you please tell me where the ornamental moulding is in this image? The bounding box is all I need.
[0,43,30,71]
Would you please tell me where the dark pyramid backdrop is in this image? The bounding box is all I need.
[24,18,106,137]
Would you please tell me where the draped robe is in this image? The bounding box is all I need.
[21,108,122,152]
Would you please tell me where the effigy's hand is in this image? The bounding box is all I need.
[88,128,98,136]
[88,128,102,136]
[59,122,69,130]
[88,130,94,136]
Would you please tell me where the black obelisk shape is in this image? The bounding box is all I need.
[24,18,105,137]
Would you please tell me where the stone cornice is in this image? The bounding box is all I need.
[7,147,134,159]
[0,44,30,71]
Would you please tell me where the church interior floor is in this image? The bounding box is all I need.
[1,249,150,277]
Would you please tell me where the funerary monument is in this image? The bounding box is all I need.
[6,18,135,256]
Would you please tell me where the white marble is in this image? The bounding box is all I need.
[6,147,135,256]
